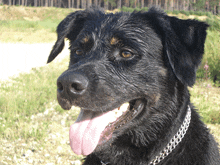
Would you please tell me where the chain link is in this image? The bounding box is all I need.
[101,161,109,165]
[149,106,191,165]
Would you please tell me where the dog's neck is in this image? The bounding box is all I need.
[148,105,191,165]
[101,106,191,165]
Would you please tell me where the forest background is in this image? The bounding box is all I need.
[1,0,220,15]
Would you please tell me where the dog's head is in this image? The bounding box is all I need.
[48,7,208,156]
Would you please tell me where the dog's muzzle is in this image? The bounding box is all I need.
[56,71,89,110]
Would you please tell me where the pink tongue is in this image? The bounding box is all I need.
[69,109,116,156]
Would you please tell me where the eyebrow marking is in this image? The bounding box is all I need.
[82,36,89,43]
[110,37,119,45]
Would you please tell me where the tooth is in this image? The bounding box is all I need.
[112,102,129,119]
[120,103,129,113]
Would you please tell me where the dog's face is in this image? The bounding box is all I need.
[48,7,208,156]
[57,12,164,110]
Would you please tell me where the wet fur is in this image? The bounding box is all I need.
[48,7,220,165]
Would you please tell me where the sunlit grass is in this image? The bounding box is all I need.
[0,57,69,140]
[189,79,220,124]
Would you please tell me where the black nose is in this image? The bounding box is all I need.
[57,72,89,95]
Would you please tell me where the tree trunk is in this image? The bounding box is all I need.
[59,0,61,7]
[214,5,216,14]
[104,0,109,10]
[138,0,140,8]
[180,0,182,10]
[170,0,173,10]
[187,0,189,10]
[194,0,196,11]
[124,0,129,7]
[176,0,179,10]
[99,0,101,7]
[165,0,167,10]
[76,0,79,8]
[87,0,92,8]
[68,0,70,8]
[218,2,220,14]
[149,0,153,7]
[181,0,184,10]
[141,0,144,8]
[82,0,86,9]
[206,1,209,12]
[155,0,158,6]
[94,0,98,6]
[117,0,121,8]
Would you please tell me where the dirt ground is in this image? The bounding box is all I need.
[0,42,69,81]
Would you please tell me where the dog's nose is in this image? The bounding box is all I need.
[57,73,88,95]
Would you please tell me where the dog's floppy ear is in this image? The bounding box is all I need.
[47,11,87,63]
[47,7,104,63]
[147,8,209,87]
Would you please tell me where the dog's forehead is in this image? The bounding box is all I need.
[81,12,132,39]
[70,11,163,59]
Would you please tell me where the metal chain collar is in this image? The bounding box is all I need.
[101,161,109,165]
[149,105,191,165]
[100,106,191,165]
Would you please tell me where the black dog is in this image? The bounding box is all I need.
[47,7,220,165]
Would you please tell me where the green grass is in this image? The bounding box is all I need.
[189,79,220,124]
[0,5,77,21]
[169,10,214,17]
[0,19,59,42]
[0,57,69,140]
[197,30,220,80]
[0,20,58,32]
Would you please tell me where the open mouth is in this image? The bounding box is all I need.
[69,99,145,156]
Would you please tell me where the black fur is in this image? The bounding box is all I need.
[48,7,220,165]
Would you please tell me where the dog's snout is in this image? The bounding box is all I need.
[57,73,88,95]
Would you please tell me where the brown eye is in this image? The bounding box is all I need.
[75,49,83,55]
[121,51,132,58]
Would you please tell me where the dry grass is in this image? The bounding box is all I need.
[0,102,84,165]
[0,29,56,43]
[0,6,77,21]
[189,80,220,124]
[207,124,220,144]
[0,5,79,43]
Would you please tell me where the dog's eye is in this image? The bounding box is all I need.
[75,49,83,55]
[121,51,133,58]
